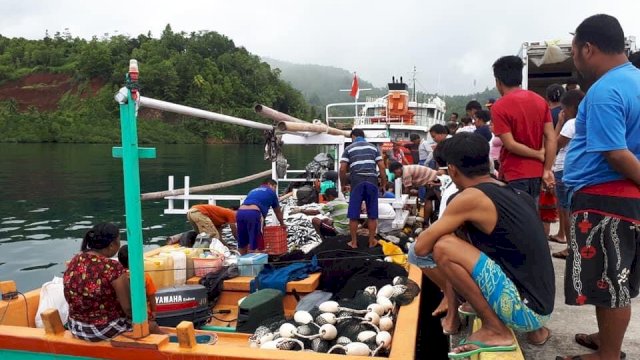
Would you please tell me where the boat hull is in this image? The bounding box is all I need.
[0,251,422,359]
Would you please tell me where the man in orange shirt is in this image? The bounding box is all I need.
[186,204,238,243]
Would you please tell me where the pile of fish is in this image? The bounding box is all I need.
[249,276,419,356]
[263,198,323,254]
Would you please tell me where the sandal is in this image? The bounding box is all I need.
[441,318,462,336]
[457,304,476,317]
[448,338,516,359]
[529,327,551,346]
[548,235,567,244]
[574,333,626,359]
[552,249,569,259]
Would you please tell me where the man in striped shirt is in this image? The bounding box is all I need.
[339,128,387,248]
[389,163,439,193]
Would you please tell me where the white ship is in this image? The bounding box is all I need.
[325,74,446,141]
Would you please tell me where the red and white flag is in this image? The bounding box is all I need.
[349,73,359,98]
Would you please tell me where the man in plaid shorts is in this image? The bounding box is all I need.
[559,14,640,360]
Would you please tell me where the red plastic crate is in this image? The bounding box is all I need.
[263,226,288,255]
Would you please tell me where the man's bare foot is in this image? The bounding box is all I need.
[450,326,513,354]
[368,239,378,248]
[432,297,448,317]
[527,327,551,345]
[347,241,358,249]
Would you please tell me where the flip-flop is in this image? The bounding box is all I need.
[457,304,477,317]
[440,318,462,336]
[529,327,551,346]
[574,333,626,359]
[548,235,567,244]
[552,249,569,259]
[448,339,516,359]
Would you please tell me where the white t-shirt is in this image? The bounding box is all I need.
[377,203,396,233]
[553,118,576,172]
[437,175,459,218]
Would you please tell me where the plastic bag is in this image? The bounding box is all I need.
[209,237,230,257]
[35,276,69,328]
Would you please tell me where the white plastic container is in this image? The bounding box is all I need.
[168,251,187,286]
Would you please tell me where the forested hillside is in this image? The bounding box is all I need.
[0,25,311,143]
[263,58,379,118]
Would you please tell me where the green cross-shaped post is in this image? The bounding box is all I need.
[112,75,156,338]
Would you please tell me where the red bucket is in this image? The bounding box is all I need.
[263,226,288,255]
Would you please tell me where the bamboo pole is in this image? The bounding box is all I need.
[276,121,350,137]
[254,104,308,124]
[140,169,272,201]
[139,97,273,131]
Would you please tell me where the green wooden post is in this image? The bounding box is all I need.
[116,86,148,336]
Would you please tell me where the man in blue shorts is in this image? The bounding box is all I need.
[559,14,640,360]
[410,133,554,358]
[339,128,387,248]
[236,179,286,254]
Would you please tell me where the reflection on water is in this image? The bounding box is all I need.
[0,143,321,291]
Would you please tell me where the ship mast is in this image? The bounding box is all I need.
[412,66,417,103]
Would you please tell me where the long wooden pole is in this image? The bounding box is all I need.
[276,121,350,137]
[140,169,272,201]
[139,97,273,131]
[254,104,308,124]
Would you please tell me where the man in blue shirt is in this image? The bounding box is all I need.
[339,128,387,248]
[236,179,286,254]
[559,14,640,360]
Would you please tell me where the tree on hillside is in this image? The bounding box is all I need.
[0,26,312,143]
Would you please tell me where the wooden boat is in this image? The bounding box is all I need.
[0,61,423,359]
[0,248,422,360]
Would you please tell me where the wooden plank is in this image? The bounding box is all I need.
[40,309,64,335]
[187,273,321,293]
[0,288,39,327]
[175,321,196,349]
[387,264,422,360]
[111,333,169,350]
[470,318,525,360]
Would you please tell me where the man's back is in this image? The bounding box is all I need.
[193,204,236,226]
[492,89,551,181]
[341,139,381,178]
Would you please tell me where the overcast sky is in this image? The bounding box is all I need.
[1,0,639,95]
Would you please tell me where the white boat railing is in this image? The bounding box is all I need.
[163,175,246,214]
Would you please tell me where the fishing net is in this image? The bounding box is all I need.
[249,278,421,356]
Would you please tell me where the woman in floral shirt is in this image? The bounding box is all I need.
[63,223,131,341]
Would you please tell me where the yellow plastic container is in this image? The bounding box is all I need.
[167,247,204,279]
[144,254,174,290]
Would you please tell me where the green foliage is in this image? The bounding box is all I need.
[0,26,312,143]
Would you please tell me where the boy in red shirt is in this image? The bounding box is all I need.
[491,56,557,200]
